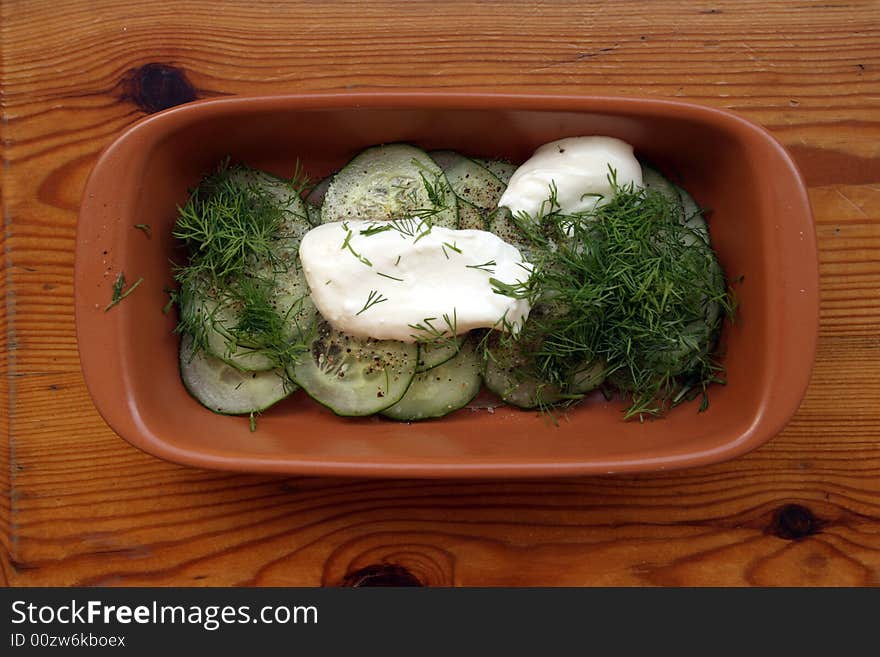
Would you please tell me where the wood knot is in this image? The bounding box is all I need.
[340,564,424,587]
[121,63,197,114]
[770,504,822,540]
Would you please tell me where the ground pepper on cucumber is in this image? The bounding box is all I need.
[169,137,736,426]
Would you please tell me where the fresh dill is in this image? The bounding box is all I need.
[466,260,497,274]
[408,309,458,346]
[441,241,462,259]
[377,271,404,282]
[356,290,388,315]
[162,287,175,314]
[170,160,315,369]
[360,224,393,237]
[491,171,735,419]
[134,223,152,238]
[173,162,286,285]
[104,273,143,311]
[341,228,373,267]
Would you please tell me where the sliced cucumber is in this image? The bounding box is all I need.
[568,359,605,394]
[252,248,318,342]
[290,320,418,416]
[321,144,458,228]
[179,334,293,415]
[486,207,533,260]
[482,332,566,409]
[675,184,710,244]
[382,338,482,421]
[416,336,465,372]
[640,163,682,209]
[227,167,311,251]
[430,150,506,231]
[456,198,486,231]
[178,276,275,371]
[473,158,518,184]
[430,150,506,210]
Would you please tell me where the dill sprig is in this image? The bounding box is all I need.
[104,273,143,311]
[408,310,459,350]
[341,225,373,267]
[170,160,315,370]
[173,163,286,285]
[466,260,497,274]
[493,171,735,419]
[356,290,388,315]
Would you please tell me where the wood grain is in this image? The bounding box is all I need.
[2,0,879,586]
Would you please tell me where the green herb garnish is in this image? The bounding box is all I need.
[169,160,314,368]
[491,171,735,419]
[356,290,388,316]
[104,273,143,311]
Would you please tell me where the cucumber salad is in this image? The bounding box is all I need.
[170,137,734,425]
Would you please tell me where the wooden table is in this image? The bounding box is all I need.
[2,0,878,587]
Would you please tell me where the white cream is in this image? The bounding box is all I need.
[498,136,643,218]
[299,221,531,342]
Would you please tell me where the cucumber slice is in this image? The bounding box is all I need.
[416,336,465,372]
[569,359,605,394]
[482,332,566,409]
[227,167,311,251]
[321,144,458,228]
[456,198,486,231]
[640,163,682,210]
[289,320,418,416]
[430,150,506,210]
[486,207,533,260]
[179,334,293,415]
[382,338,482,421]
[430,150,506,231]
[178,276,275,371]
[675,184,710,244]
[473,158,518,184]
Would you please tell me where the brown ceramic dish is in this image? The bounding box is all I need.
[75,93,818,478]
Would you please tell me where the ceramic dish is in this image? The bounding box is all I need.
[75,93,818,477]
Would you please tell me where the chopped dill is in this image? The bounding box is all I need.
[360,224,393,237]
[341,228,373,267]
[169,160,315,369]
[377,271,404,282]
[134,223,152,238]
[356,290,388,315]
[408,309,458,347]
[104,273,143,311]
[443,241,461,254]
[491,170,735,420]
[466,260,497,274]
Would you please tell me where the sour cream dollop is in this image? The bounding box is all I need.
[299,221,532,342]
[497,136,643,218]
